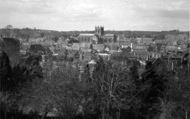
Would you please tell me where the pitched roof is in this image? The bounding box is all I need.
[165,45,178,51]
[72,43,80,50]
[106,43,120,51]
[104,34,115,37]
[155,39,165,44]
[93,44,105,52]
[142,38,153,44]
[80,43,92,49]
[79,34,95,36]
[134,45,147,50]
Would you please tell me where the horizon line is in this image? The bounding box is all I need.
[1,27,189,32]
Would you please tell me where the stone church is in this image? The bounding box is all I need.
[77,26,116,44]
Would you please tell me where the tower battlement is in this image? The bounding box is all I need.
[95,26,104,36]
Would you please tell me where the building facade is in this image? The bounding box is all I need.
[77,26,116,44]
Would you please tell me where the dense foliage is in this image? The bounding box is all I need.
[0,52,190,119]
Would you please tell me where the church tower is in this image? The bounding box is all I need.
[95,26,104,36]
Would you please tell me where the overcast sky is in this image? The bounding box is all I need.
[0,0,189,31]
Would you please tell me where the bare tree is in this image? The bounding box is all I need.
[92,60,139,119]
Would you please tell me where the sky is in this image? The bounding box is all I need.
[0,0,189,31]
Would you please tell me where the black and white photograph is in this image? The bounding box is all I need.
[0,0,190,119]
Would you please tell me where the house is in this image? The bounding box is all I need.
[132,45,151,60]
[57,36,67,44]
[105,43,120,53]
[133,50,150,60]
[135,37,153,45]
[80,43,92,50]
[120,42,132,49]
[150,52,162,58]
[92,44,105,52]
[29,37,44,44]
[154,39,166,45]
[66,43,92,51]
[133,45,148,52]
[98,53,111,60]
[103,34,116,43]
[135,38,142,44]
[71,43,81,51]
[165,45,178,52]
[79,49,92,61]
[46,39,56,46]
[177,44,188,52]
[165,34,189,46]
[142,38,153,45]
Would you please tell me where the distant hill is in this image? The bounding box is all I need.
[0,28,189,41]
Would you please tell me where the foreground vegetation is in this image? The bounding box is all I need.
[0,51,190,119]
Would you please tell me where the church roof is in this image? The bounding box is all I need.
[79,34,95,36]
